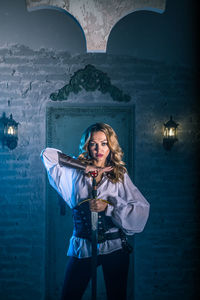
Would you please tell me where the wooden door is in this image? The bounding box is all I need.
[45,105,134,300]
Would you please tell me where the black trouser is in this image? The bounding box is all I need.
[61,249,130,300]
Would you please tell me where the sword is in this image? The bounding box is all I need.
[90,170,98,300]
[57,153,100,298]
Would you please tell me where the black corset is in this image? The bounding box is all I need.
[72,201,115,242]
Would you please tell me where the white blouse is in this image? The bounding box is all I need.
[41,148,150,258]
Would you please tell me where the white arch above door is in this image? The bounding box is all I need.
[26,0,166,53]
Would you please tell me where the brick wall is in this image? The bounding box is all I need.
[0,44,199,300]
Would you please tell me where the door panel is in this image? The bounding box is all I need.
[46,105,134,300]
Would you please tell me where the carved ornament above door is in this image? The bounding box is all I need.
[50,64,131,102]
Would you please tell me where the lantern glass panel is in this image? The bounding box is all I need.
[168,127,176,137]
[164,128,168,137]
[163,126,177,139]
[7,126,15,135]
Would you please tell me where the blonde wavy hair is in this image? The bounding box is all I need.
[78,123,127,183]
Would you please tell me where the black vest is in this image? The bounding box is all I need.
[72,201,115,242]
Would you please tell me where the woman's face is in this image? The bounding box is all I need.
[88,131,110,167]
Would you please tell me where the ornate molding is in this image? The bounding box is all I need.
[50,64,130,102]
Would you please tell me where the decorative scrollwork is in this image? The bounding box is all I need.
[50,64,130,102]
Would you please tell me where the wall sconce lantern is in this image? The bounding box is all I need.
[163,116,179,150]
[0,113,19,150]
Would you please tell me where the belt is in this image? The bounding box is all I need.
[74,230,121,243]
[73,229,133,253]
[97,231,121,243]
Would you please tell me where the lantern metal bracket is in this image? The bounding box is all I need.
[163,137,178,150]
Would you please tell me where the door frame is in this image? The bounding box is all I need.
[45,103,135,299]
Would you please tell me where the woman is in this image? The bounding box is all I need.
[41,123,150,300]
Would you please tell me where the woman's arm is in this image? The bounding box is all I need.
[58,152,87,170]
[41,148,113,206]
[58,152,112,174]
[105,173,150,235]
[41,148,77,207]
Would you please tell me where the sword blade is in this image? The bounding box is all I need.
[91,174,98,300]
[91,211,98,231]
[91,211,98,300]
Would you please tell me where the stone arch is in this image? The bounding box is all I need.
[26,0,166,53]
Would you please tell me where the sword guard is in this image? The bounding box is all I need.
[78,198,113,206]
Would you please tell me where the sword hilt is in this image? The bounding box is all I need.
[90,171,98,199]
[90,170,98,178]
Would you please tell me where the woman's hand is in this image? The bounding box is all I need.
[90,199,108,212]
[99,166,113,175]
[85,165,113,174]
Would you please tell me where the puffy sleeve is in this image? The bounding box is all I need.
[40,147,76,208]
[105,173,150,235]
